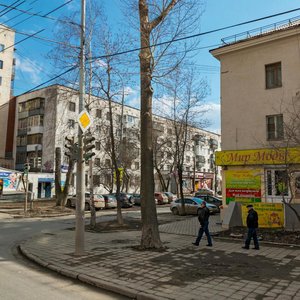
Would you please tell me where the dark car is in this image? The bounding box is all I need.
[194,194,222,210]
[130,193,141,206]
[109,192,133,208]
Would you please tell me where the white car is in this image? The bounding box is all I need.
[66,193,105,211]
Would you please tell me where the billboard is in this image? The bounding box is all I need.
[225,169,262,204]
[241,203,284,228]
[0,171,21,192]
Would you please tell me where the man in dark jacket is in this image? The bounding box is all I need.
[242,204,259,250]
[192,201,212,247]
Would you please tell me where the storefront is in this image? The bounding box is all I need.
[216,147,300,205]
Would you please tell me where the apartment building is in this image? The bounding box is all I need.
[0,24,15,165]
[210,17,300,205]
[13,84,220,198]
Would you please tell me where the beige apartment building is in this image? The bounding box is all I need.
[211,18,300,205]
[0,24,15,167]
[13,84,220,198]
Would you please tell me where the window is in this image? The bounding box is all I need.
[265,62,282,89]
[266,169,288,197]
[186,156,190,163]
[95,158,100,167]
[0,44,4,52]
[95,141,100,150]
[106,112,110,120]
[0,60,3,69]
[96,125,101,132]
[266,114,284,140]
[68,119,75,128]
[0,76,2,86]
[134,162,139,170]
[96,109,102,118]
[167,128,172,135]
[69,102,76,112]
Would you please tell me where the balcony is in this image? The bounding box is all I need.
[28,107,44,116]
[193,134,206,143]
[27,126,44,135]
[27,144,42,152]
[18,111,29,119]
[196,155,206,164]
[209,138,218,150]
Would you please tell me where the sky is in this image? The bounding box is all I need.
[1,0,300,133]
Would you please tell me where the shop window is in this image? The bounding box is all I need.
[265,62,282,89]
[266,114,284,140]
[266,169,288,197]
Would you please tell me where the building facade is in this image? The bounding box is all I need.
[211,18,300,205]
[0,24,15,165]
[13,85,221,198]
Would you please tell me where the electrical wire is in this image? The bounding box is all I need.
[2,28,44,52]
[0,1,78,26]
[0,0,24,17]
[90,7,300,62]
[19,7,300,94]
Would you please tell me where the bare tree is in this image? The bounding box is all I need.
[135,0,204,248]
[54,147,75,207]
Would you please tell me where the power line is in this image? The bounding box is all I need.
[20,7,300,94]
[2,28,44,52]
[0,1,79,26]
[0,0,24,17]
[90,7,300,62]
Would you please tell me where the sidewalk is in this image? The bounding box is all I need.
[20,217,300,300]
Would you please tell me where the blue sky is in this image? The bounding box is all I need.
[1,0,300,133]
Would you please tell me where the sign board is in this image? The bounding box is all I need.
[78,110,93,132]
[216,147,300,166]
[225,169,262,204]
[241,203,284,228]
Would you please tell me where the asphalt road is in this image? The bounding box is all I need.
[0,211,131,300]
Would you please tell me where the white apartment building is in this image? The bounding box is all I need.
[0,24,15,163]
[14,84,220,198]
[210,17,300,205]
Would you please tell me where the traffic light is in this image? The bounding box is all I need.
[24,162,30,174]
[83,134,95,161]
[64,136,78,160]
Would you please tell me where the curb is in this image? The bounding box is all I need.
[19,243,167,300]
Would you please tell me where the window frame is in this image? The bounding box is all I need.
[265,62,282,89]
[266,114,284,141]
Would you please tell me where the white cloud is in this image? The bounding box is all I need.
[15,55,43,85]
[201,102,221,134]
[125,86,140,108]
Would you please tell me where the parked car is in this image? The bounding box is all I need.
[154,192,169,205]
[102,194,118,209]
[170,197,219,215]
[164,192,177,203]
[108,193,133,208]
[195,188,214,196]
[130,193,141,206]
[194,194,222,209]
[66,193,105,211]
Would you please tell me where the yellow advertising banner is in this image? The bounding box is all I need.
[241,203,284,228]
[216,147,300,166]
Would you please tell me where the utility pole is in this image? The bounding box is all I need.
[75,0,86,256]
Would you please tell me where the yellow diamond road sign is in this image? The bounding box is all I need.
[78,110,93,132]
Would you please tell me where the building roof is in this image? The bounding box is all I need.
[210,15,300,53]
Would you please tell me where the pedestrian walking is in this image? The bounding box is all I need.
[192,201,212,247]
[242,204,259,250]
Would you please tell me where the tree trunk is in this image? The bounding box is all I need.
[139,0,163,249]
[89,159,96,228]
[178,164,186,215]
[55,147,63,206]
